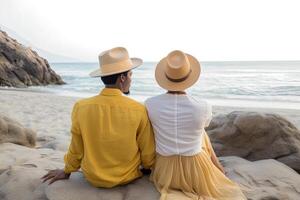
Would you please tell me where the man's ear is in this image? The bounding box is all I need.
[120,74,126,83]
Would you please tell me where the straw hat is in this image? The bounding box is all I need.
[155,50,201,91]
[89,47,143,77]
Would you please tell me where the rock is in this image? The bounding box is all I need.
[0,115,36,147]
[46,174,159,200]
[0,30,65,87]
[206,111,300,172]
[0,143,300,200]
[0,143,159,200]
[0,165,49,200]
[0,143,64,200]
[41,137,70,152]
[221,156,300,200]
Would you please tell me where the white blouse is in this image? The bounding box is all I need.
[145,93,212,156]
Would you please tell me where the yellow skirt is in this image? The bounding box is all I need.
[150,131,246,200]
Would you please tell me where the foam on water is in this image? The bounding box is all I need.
[28,61,300,109]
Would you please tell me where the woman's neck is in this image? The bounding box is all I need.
[167,91,186,95]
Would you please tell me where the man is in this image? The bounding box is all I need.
[42,47,155,188]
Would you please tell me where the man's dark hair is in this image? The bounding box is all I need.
[101,71,129,85]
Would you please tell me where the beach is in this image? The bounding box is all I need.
[1,0,300,198]
[1,88,300,152]
[1,88,300,199]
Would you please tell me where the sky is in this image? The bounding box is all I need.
[0,0,300,62]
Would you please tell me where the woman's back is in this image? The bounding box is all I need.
[145,93,212,156]
[146,50,245,199]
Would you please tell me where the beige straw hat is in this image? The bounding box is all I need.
[89,47,143,77]
[155,50,201,91]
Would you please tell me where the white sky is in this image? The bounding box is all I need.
[0,0,300,61]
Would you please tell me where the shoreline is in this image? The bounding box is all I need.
[1,88,300,133]
[1,86,300,111]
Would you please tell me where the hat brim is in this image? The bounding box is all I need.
[155,54,201,91]
[89,58,143,77]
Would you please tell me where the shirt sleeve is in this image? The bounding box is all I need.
[136,107,156,169]
[64,102,84,174]
[205,102,213,127]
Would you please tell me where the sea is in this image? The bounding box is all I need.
[30,61,300,110]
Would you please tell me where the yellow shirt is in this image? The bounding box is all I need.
[64,88,155,188]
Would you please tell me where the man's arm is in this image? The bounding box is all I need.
[41,103,84,184]
[137,108,156,170]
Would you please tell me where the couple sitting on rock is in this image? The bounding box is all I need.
[42,47,246,199]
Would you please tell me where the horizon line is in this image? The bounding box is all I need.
[49,60,300,64]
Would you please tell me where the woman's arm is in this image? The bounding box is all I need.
[204,103,225,174]
[210,147,225,174]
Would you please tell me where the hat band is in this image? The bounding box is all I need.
[101,59,133,74]
[165,70,192,83]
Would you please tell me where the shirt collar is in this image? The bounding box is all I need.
[100,88,123,96]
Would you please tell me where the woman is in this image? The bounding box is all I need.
[145,50,246,200]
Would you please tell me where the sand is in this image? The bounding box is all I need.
[1,88,299,149]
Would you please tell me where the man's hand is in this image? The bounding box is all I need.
[41,169,71,185]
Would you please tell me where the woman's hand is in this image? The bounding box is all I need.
[41,169,71,185]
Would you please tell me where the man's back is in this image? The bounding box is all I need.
[64,88,155,188]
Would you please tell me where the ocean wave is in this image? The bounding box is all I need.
[34,61,300,109]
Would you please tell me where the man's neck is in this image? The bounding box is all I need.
[104,85,130,95]
[105,85,121,90]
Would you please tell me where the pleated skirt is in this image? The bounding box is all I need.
[150,131,247,200]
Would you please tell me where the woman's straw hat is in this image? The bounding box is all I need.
[155,50,201,91]
[89,47,143,77]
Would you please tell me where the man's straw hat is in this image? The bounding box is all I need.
[89,47,143,77]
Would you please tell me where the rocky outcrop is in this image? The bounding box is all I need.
[0,115,36,147]
[206,111,300,172]
[0,143,64,200]
[221,156,300,200]
[46,174,159,200]
[0,30,65,87]
[0,143,300,200]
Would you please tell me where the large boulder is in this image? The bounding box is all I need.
[206,111,300,172]
[46,173,159,200]
[0,30,65,87]
[1,143,300,200]
[0,143,64,200]
[221,156,300,200]
[0,143,159,200]
[0,115,36,147]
